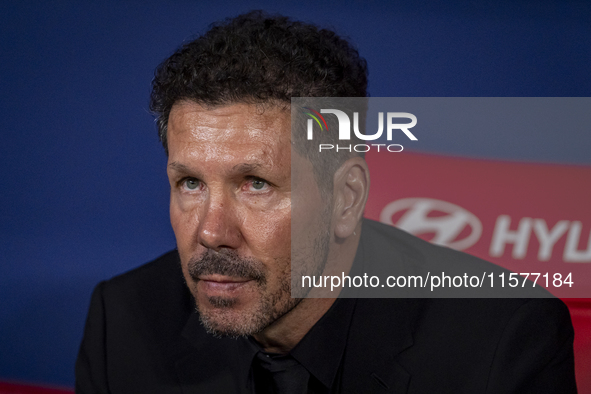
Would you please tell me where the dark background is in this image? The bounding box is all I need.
[1,0,590,387]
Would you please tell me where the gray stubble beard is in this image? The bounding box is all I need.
[188,250,299,338]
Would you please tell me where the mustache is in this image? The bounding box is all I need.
[187,250,266,284]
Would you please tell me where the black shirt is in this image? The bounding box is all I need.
[236,297,357,393]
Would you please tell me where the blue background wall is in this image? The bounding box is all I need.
[1,0,590,387]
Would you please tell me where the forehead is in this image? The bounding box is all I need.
[167,102,291,166]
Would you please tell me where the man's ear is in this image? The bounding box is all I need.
[332,156,370,239]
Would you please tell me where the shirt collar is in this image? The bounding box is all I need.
[236,336,260,391]
[236,297,357,391]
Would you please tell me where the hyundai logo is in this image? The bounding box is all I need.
[380,198,482,250]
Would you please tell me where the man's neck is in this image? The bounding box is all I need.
[251,297,337,354]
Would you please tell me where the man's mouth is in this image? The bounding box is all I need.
[197,274,254,293]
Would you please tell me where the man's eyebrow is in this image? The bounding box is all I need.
[167,162,192,173]
[230,163,262,175]
[167,162,264,176]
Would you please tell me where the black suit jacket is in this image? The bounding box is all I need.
[76,220,577,393]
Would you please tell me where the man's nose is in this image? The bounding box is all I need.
[197,194,242,251]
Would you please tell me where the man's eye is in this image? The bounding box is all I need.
[246,178,270,192]
[183,178,201,190]
[251,179,266,190]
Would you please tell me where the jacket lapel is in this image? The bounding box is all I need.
[341,298,417,393]
[337,219,436,393]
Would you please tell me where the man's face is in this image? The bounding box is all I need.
[167,102,326,337]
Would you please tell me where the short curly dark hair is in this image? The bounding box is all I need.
[150,11,368,199]
[150,10,368,154]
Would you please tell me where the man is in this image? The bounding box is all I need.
[76,11,576,393]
